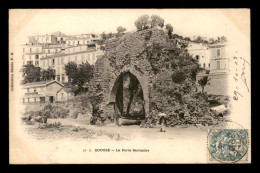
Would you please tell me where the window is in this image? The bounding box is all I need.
[35,54,39,59]
[27,61,33,65]
[34,97,36,102]
[28,98,29,102]
[217,61,220,70]
[34,88,36,92]
[35,61,39,66]
[203,63,206,69]
[23,48,25,53]
[209,63,210,68]
[57,75,60,82]
[27,88,29,93]
[52,59,55,65]
[29,55,31,60]
[23,98,25,103]
[30,48,32,52]
[62,74,65,83]
[217,49,221,57]
[196,55,199,61]
[48,49,50,53]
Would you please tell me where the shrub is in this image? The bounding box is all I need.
[171,70,186,84]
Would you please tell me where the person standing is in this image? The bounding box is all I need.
[158,112,167,132]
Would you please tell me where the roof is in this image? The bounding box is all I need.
[209,42,228,48]
[22,80,64,88]
[40,49,97,60]
[57,87,73,94]
[51,31,67,37]
[32,35,56,37]
[21,44,42,47]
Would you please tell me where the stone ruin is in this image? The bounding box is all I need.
[90,28,224,126]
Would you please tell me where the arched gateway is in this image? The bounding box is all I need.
[92,28,171,125]
[108,69,149,124]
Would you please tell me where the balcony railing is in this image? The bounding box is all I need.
[25,92,38,95]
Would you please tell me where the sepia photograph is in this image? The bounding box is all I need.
[9,9,251,164]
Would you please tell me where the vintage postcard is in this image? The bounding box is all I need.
[9,9,251,164]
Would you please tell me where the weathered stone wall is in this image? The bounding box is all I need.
[91,28,224,126]
[92,29,170,120]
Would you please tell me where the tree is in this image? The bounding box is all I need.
[194,36,203,43]
[107,32,113,40]
[117,26,126,33]
[172,34,179,39]
[21,64,41,84]
[134,14,150,31]
[198,76,211,93]
[135,14,166,31]
[220,36,227,42]
[100,32,107,40]
[209,38,214,43]
[165,24,173,39]
[184,37,191,41]
[65,61,78,83]
[76,62,94,92]
[150,15,164,28]
[41,67,56,81]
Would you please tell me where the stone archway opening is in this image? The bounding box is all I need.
[110,72,145,124]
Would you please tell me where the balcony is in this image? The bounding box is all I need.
[25,92,38,95]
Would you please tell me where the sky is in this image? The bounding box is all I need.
[10,9,250,41]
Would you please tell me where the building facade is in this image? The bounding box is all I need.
[22,43,44,66]
[22,31,104,85]
[32,35,58,44]
[209,42,230,74]
[56,88,74,102]
[39,47,104,83]
[21,80,64,104]
[187,42,210,70]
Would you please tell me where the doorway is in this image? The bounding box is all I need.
[49,96,54,103]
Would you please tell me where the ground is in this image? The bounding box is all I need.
[22,116,218,142]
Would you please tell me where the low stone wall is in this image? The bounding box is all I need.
[196,72,231,96]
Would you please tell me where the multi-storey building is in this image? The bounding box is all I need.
[22,43,44,66]
[29,35,58,44]
[23,32,104,85]
[41,44,63,57]
[187,42,210,70]
[39,45,104,83]
[209,42,230,74]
